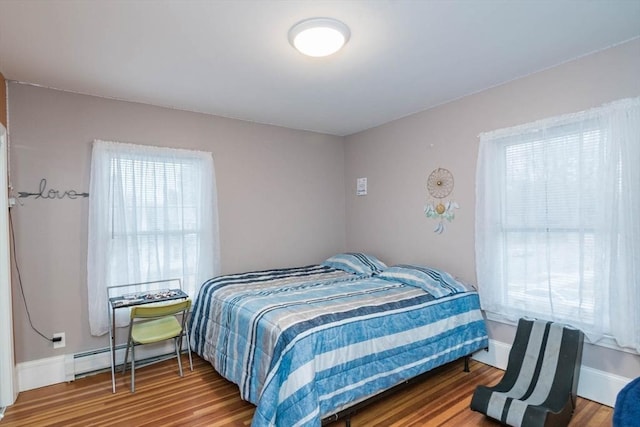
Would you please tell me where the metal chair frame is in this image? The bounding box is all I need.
[122,299,193,393]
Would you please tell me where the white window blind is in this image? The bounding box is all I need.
[87,140,220,336]
[476,98,640,351]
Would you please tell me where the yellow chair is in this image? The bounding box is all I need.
[122,299,193,392]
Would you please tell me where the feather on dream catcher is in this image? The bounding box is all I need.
[424,167,459,233]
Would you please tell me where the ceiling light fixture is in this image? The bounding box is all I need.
[288,18,350,58]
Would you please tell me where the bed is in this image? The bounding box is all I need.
[189,253,488,427]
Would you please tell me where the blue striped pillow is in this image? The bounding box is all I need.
[321,253,387,276]
[378,264,468,298]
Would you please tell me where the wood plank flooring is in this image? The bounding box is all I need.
[2,355,612,426]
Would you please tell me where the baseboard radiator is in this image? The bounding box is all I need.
[73,337,189,379]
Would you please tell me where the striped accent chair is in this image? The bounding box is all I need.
[470,318,584,427]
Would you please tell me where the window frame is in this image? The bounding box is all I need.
[87,140,220,336]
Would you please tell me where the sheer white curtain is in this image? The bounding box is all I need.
[476,97,640,351]
[87,140,220,336]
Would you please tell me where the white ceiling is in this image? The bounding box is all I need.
[0,1,639,136]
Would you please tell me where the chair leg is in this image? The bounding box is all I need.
[183,326,193,371]
[175,337,184,377]
[131,344,136,393]
[122,337,131,375]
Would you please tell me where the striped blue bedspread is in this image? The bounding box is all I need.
[190,265,488,427]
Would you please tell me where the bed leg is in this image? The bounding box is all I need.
[464,355,470,372]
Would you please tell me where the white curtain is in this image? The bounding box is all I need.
[476,97,640,351]
[87,140,220,336]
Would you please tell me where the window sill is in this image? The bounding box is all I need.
[484,311,639,355]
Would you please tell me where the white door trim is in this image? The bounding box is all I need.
[0,124,17,408]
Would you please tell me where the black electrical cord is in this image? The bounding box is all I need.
[8,207,54,343]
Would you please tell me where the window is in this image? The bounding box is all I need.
[476,98,640,351]
[87,141,220,336]
[500,124,601,322]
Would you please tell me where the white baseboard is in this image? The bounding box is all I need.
[16,355,72,392]
[472,339,631,407]
[17,339,186,392]
[472,339,512,368]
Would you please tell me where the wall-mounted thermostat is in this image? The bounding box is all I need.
[357,177,367,196]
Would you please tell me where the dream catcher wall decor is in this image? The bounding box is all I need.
[424,167,459,233]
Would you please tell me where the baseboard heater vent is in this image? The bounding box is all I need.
[72,338,189,380]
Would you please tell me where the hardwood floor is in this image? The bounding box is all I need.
[2,355,612,426]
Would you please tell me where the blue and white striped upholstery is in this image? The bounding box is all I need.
[471,318,584,427]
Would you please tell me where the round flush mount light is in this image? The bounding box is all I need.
[288,18,350,57]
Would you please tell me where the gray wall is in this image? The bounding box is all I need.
[8,84,346,362]
[344,39,640,377]
[9,39,640,379]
